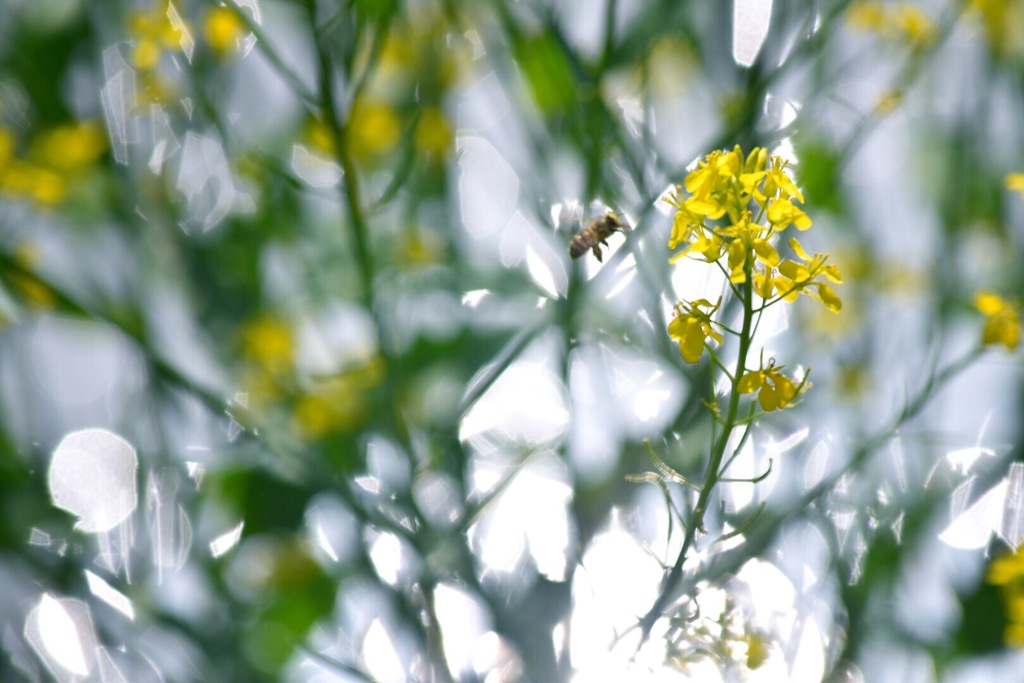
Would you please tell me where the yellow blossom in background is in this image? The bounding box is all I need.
[891,4,937,47]
[291,357,383,439]
[376,28,417,82]
[348,99,401,159]
[1005,173,1024,199]
[846,2,886,32]
[874,89,904,115]
[973,291,1021,350]
[236,312,383,440]
[413,106,452,157]
[396,226,446,268]
[0,121,106,207]
[743,632,769,670]
[847,1,936,50]
[4,243,57,312]
[204,5,245,57]
[135,70,181,106]
[240,315,294,375]
[292,380,363,439]
[988,547,1024,647]
[0,128,13,167]
[304,117,336,156]
[32,122,107,172]
[966,0,1024,58]
[128,0,192,71]
[1,161,65,206]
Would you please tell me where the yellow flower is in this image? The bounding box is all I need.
[874,89,904,114]
[1005,173,1024,199]
[987,549,1024,585]
[413,106,452,157]
[291,357,382,439]
[847,2,936,50]
[0,128,14,167]
[1006,623,1024,648]
[668,298,723,364]
[304,117,336,156]
[762,155,803,203]
[987,547,1024,648]
[292,380,362,439]
[737,357,803,412]
[1,160,66,206]
[204,5,245,57]
[744,632,770,670]
[775,238,843,313]
[891,5,937,48]
[348,99,401,159]
[966,0,1024,58]
[847,2,887,32]
[128,1,192,71]
[240,316,294,374]
[766,197,812,231]
[974,291,1021,350]
[684,153,723,201]
[32,122,107,172]
[666,145,814,267]
[0,121,107,207]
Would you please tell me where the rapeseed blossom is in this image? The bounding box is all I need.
[847,2,936,51]
[668,298,723,364]
[974,291,1021,351]
[664,145,841,379]
[1005,173,1024,199]
[0,121,106,207]
[127,0,191,71]
[988,546,1024,646]
[204,5,245,57]
[737,356,805,412]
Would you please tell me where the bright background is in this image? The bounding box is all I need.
[1,0,1024,681]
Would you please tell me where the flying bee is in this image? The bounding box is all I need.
[568,212,630,263]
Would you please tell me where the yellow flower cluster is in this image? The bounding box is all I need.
[987,547,1024,646]
[737,353,808,412]
[126,1,247,107]
[974,291,1021,351]
[238,315,382,440]
[203,5,245,58]
[668,298,723,364]
[300,8,463,168]
[0,122,106,207]
[966,0,1024,58]
[665,145,840,411]
[1006,173,1024,199]
[128,0,190,71]
[666,145,841,310]
[846,2,937,50]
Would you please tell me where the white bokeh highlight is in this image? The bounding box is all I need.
[733,0,773,66]
[48,429,138,533]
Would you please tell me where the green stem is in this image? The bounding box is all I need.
[638,262,756,643]
[672,345,988,608]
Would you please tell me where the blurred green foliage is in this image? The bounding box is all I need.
[1,0,1024,681]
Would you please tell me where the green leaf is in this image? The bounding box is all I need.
[794,137,843,214]
[514,34,577,113]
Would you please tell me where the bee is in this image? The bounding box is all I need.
[568,212,630,262]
